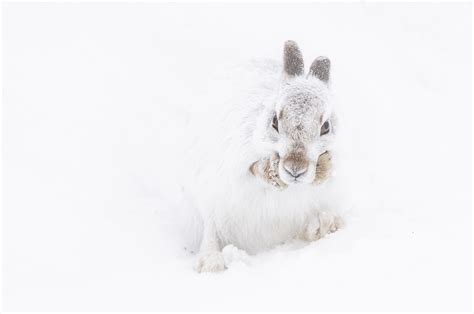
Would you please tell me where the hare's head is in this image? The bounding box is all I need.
[258,41,336,185]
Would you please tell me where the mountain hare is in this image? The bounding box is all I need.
[189,41,343,272]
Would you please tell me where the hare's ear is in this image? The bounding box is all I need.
[283,40,304,78]
[309,56,330,83]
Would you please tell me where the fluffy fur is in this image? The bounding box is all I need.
[186,41,342,272]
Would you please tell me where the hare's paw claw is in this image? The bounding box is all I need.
[196,252,225,273]
[268,155,287,189]
[304,211,344,242]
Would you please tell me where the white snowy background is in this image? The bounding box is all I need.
[2,2,472,311]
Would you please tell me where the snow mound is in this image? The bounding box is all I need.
[222,245,251,268]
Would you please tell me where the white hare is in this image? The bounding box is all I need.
[187,41,343,272]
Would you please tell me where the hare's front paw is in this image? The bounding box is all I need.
[196,251,225,273]
[314,151,332,185]
[250,153,287,190]
[266,153,288,189]
[303,211,344,242]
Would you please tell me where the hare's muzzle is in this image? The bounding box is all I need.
[281,150,309,182]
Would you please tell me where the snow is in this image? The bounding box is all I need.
[2,2,472,311]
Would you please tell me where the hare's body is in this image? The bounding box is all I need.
[195,163,323,254]
[187,41,341,272]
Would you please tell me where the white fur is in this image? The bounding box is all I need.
[185,58,340,272]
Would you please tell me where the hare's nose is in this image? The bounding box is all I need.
[283,162,308,178]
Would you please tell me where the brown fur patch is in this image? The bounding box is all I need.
[283,149,309,175]
[249,161,259,176]
[262,158,272,178]
[314,151,332,184]
[250,155,288,189]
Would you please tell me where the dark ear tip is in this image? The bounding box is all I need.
[283,40,304,77]
[284,40,301,53]
[309,56,331,82]
[314,56,331,65]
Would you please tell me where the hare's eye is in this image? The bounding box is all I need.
[272,114,279,133]
[320,121,330,136]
